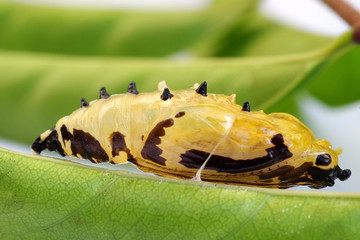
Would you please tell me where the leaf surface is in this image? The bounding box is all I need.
[0,2,331,57]
[0,1,257,57]
[1,148,359,240]
[308,47,360,106]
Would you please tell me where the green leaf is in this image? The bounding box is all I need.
[0,31,354,143]
[0,2,331,58]
[307,46,360,106]
[195,13,330,57]
[0,1,257,57]
[1,147,359,239]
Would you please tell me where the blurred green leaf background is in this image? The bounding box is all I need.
[0,0,360,239]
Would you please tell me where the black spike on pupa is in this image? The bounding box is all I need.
[337,167,351,181]
[160,88,174,101]
[196,81,207,96]
[127,82,139,94]
[242,101,250,112]
[99,87,110,99]
[80,98,89,108]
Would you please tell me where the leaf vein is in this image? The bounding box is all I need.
[19,176,120,236]
[222,194,271,239]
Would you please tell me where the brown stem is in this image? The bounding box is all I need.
[322,0,360,43]
[322,0,360,26]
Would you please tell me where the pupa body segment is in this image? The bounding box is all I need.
[32,81,351,189]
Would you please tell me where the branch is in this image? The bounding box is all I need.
[321,0,360,43]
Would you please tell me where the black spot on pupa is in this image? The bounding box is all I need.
[261,162,351,188]
[32,129,65,157]
[60,125,109,163]
[175,112,185,118]
[242,101,250,112]
[128,158,137,164]
[337,167,351,181]
[271,134,285,146]
[127,82,139,94]
[315,153,331,166]
[80,98,89,108]
[179,134,292,173]
[99,87,110,99]
[141,119,174,166]
[196,81,207,96]
[60,125,71,144]
[278,162,313,181]
[160,88,173,101]
[110,132,133,160]
[306,166,340,188]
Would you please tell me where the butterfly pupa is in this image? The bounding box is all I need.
[32,81,351,189]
